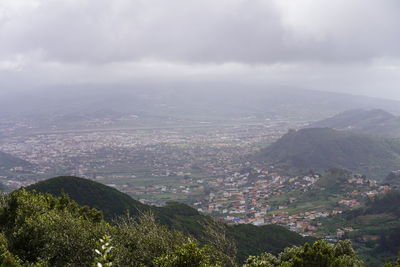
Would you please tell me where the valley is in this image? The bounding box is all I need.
[1,107,400,266]
[0,115,304,192]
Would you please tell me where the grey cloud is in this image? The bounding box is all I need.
[1,0,400,100]
[1,0,400,64]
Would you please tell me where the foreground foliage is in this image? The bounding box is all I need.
[0,190,234,266]
[384,253,400,267]
[244,240,364,267]
[27,176,310,262]
[1,189,398,267]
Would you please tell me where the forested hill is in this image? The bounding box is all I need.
[308,109,400,137]
[26,176,311,262]
[258,128,400,179]
[0,151,32,170]
[27,176,150,219]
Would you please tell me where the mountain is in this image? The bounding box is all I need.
[0,151,32,170]
[26,176,312,262]
[258,128,400,179]
[308,109,400,137]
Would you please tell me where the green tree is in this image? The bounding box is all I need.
[0,190,110,266]
[384,252,400,267]
[202,220,238,267]
[0,232,21,267]
[244,240,364,267]
[154,239,221,267]
[111,213,187,267]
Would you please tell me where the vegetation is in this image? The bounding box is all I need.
[384,253,400,267]
[2,184,400,266]
[154,239,222,267]
[27,176,310,262]
[0,189,108,266]
[243,240,364,267]
[229,224,314,263]
[27,176,150,220]
[316,190,400,266]
[93,235,114,267]
[0,189,234,266]
[363,190,400,216]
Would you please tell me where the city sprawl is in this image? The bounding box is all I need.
[0,116,392,238]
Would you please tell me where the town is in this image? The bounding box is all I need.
[0,115,391,238]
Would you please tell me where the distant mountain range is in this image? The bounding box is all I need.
[258,128,400,180]
[26,176,312,262]
[0,151,32,170]
[309,109,400,137]
[3,84,400,123]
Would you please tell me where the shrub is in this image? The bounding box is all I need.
[244,240,364,267]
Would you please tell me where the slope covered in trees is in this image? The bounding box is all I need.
[317,190,400,266]
[0,189,235,266]
[2,179,400,266]
[258,128,400,179]
[26,176,311,263]
[0,188,383,267]
[27,176,150,220]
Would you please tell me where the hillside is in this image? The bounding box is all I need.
[0,151,32,170]
[385,171,400,186]
[317,190,400,266]
[0,188,368,266]
[258,128,400,179]
[266,169,375,214]
[309,109,400,137]
[27,176,311,262]
[26,176,150,219]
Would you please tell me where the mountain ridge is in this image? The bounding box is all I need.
[308,109,400,137]
[3,85,400,122]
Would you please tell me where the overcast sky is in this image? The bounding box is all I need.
[0,0,400,99]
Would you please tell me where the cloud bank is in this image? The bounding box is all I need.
[0,0,400,98]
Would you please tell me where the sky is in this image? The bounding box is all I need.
[0,0,400,99]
